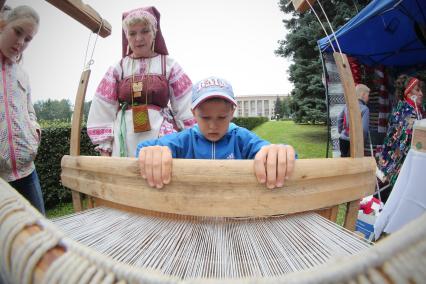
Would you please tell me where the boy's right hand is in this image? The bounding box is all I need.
[138,146,172,189]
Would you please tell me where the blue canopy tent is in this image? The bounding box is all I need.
[318,0,426,66]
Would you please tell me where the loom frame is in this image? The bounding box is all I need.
[64,28,372,230]
[1,0,399,283]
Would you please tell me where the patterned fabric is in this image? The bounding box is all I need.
[323,53,345,157]
[348,56,361,84]
[337,99,370,142]
[324,53,391,157]
[0,56,40,182]
[87,55,195,157]
[365,66,389,134]
[378,100,424,186]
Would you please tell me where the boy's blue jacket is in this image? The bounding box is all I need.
[136,123,270,159]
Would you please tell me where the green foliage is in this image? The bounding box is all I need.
[276,0,369,124]
[274,97,283,119]
[35,121,98,209]
[83,101,92,123]
[273,97,294,119]
[34,99,73,121]
[39,119,72,129]
[46,202,74,219]
[281,96,293,119]
[232,117,268,130]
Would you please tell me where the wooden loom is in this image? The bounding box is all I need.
[3,0,426,283]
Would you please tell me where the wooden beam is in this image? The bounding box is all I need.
[333,52,364,158]
[61,156,376,218]
[333,52,364,229]
[292,0,317,13]
[11,225,66,284]
[69,70,91,212]
[45,0,111,37]
[70,70,90,156]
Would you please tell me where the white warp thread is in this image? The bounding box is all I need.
[1,178,426,284]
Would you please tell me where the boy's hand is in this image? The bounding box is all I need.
[254,144,296,189]
[138,146,172,189]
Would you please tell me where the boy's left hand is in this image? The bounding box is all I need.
[254,144,296,189]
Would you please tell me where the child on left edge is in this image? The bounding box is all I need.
[136,76,296,190]
[0,5,45,214]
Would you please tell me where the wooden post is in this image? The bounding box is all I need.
[69,70,91,212]
[291,0,317,12]
[45,0,111,37]
[61,156,376,219]
[333,52,364,230]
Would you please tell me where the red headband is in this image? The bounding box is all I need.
[404,77,419,96]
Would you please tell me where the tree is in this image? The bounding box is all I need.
[83,100,92,123]
[34,99,73,121]
[281,96,292,119]
[276,0,369,124]
[273,97,283,119]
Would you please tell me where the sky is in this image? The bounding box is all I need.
[10,0,293,103]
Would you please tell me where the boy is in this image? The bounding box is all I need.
[137,76,296,189]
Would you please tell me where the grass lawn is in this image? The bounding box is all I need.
[47,120,331,218]
[46,202,74,219]
[253,120,330,158]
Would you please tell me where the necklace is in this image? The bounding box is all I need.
[130,57,152,133]
[131,57,152,100]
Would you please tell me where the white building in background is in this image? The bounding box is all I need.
[234,94,288,119]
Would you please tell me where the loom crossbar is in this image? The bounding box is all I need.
[45,0,111,37]
[61,155,376,217]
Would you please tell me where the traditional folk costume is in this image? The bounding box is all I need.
[87,7,195,157]
[378,78,424,186]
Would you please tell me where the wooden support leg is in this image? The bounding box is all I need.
[344,200,360,231]
[68,70,91,213]
[87,196,94,209]
[315,205,339,223]
[71,191,83,212]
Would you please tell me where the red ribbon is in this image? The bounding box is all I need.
[404,77,419,97]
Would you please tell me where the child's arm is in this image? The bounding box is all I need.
[253,144,296,189]
[139,146,173,189]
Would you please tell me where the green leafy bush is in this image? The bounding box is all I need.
[35,121,97,209]
[232,117,268,130]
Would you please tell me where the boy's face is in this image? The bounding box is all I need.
[192,99,235,142]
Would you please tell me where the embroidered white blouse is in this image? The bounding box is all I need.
[87,55,195,157]
[0,56,40,182]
